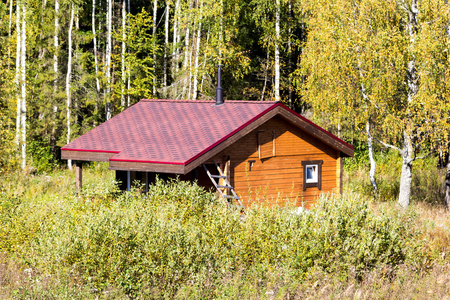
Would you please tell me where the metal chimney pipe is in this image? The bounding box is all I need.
[215,64,224,106]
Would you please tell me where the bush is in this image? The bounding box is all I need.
[0,171,424,298]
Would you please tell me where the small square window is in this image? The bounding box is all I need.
[305,165,318,183]
[301,160,323,190]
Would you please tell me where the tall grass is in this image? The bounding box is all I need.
[1,162,449,298]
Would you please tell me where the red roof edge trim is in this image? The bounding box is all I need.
[277,103,354,151]
[183,103,279,166]
[61,148,120,154]
[140,99,278,104]
[109,157,185,165]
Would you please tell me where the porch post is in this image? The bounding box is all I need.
[76,161,83,194]
[127,171,131,191]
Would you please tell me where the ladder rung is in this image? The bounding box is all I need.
[222,195,239,199]
[211,175,226,179]
[216,185,232,189]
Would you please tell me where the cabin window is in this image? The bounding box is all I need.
[258,130,275,159]
[301,160,323,190]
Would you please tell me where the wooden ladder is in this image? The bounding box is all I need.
[203,161,244,210]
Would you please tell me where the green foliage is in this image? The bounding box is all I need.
[345,147,446,204]
[27,136,54,173]
[0,170,425,298]
[289,194,415,279]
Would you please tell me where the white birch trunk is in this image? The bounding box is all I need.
[20,1,26,170]
[200,27,210,93]
[127,0,131,107]
[51,0,59,153]
[261,51,270,101]
[106,0,112,120]
[219,0,223,61]
[54,0,59,86]
[446,0,450,208]
[274,0,280,102]
[15,0,21,147]
[398,0,419,207]
[121,0,126,108]
[172,0,180,97]
[192,1,202,100]
[172,0,179,71]
[66,5,74,170]
[398,132,414,207]
[163,2,169,94]
[153,0,158,96]
[366,122,377,192]
[288,0,292,108]
[188,11,197,100]
[92,0,100,94]
[182,22,190,99]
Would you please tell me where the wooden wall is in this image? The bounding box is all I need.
[208,116,340,209]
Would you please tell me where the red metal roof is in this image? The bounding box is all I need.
[62,99,353,166]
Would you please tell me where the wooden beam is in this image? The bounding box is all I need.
[76,161,82,194]
[61,150,116,162]
[108,160,185,174]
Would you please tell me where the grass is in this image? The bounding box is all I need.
[0,158,450,298]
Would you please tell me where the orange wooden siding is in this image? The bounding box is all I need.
[210,116,340,209]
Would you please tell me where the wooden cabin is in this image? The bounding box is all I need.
[61,99,353,209]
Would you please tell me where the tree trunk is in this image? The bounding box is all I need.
[152,0,157,96]
[106,0,112,120]
[444,0,450,208]
[219,0,223,61]
[15,0,21,147]
[66,5,74,170]
[163,1,169,95]
[192,1,202,100]
[20,1,26,170]
[261,50,270,101]
[51,0,59,155]
[127,0,131,107]
[121,0,126,108]
[274,0,280,102]
[366,122,377,192]
[92,0,100,123]
[200,27,210,93]
[398,132,414,208]
[445,150,450,208]
[182,17,190,99]
[288,0,292,108]
[398,0,419,207]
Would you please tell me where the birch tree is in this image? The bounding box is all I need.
[298,0,450,206]
[20,0,26,170]
[121,0,126,108]
[152,0,158,96]
[66,4,74,170]
[274,0,280,102]
[105,0,112,120]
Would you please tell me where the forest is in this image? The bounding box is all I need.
[1,0,450,205]
[1,0,450,207]
[1,0,450,297]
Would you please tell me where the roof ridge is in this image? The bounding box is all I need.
[140,99,278,104]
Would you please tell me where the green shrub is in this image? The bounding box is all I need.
[286,193,418,279]
[1,171,423,298]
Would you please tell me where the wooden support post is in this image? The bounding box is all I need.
[127,170,131,191]
[224,155,231,196]
[76,161,82,194]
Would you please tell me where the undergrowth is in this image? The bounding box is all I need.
[0,162,449,298]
